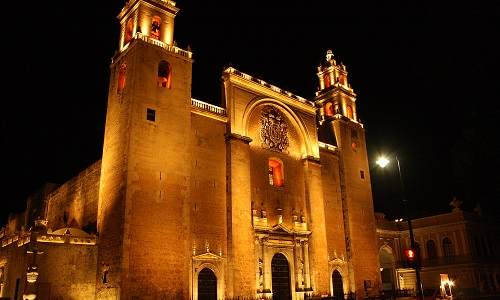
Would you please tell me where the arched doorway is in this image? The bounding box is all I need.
[379,246,396,291]
[271,253,291,300]
[198,268,217,300]
[332,270,344,299]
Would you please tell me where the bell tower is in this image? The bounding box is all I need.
[97,0,193,298]
[315,50,380,296]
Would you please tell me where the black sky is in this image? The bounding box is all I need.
[2,1,499,225]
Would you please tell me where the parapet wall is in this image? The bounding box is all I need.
[46,160,101,231]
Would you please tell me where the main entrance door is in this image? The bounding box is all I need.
[198,268,217,300]
[271,253,291,300]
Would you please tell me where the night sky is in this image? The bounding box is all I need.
[2,1,499,225]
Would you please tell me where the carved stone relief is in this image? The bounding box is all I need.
[260,106,289,152]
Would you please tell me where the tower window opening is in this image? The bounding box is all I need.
[124,19,134,44]
[151,16,161,40]
[117,64,126,93]
[360,170,365,179]
[268,159,284,187]
[339,74,346,85]
[324,102,334,117]
[157,60,172,88]
[346,105,353,119]
[147,108,156,122]
[323,73,331,88]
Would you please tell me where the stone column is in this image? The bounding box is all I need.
[303,157,330,294]
[255,237,262,292]
[303,241,311,290]
[226,133,256,297]
[262,238,271,293]
[294,241,302,289]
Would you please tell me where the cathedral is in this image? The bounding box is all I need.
[0,0,380,299]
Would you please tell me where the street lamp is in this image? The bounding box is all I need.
[375,155,424,300]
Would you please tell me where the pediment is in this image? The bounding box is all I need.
[329,257,347,265]
[271,223,292,234]
[193,252,223,261]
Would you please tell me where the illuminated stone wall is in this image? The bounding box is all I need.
[0,243,28,299]
[332,119,380,296]
[46,160,101,231]
[320,148,350,292]
[190,113,228,295]
[36,243,97,299]
[0,236,96,300]
[97,38,193,299]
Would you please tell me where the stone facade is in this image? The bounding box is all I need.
[0,1,381,299]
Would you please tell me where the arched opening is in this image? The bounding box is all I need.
[157,60,172,88]
[345,105,353,119]
[198,268,217,300]
[379,246,396,292]
[151,16,161,39]
[268,159,284,187]
[426,240,437,259]
[124,18,134,44]
[324,102,334,117]
[332,270,344,299]
[442,237,454,257]
[117,64,126,93]
[339,74,346,85]
[323,73,331,88]
[271,253,291,300]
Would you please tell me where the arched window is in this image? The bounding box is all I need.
[157,60,172,88]
[426,240,437,259]
[268,159,284,187]
[346,105,353,119]
[117,64,126,93]
[151,16,161,39]
[324,102,334,117]
[442,237,454,257]
[124,19,134,44]
[323,73,331,88]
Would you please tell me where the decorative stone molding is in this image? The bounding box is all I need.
[303,155,321,164]
[224,132,252,144]
[192,252,225,300]
[260,106,289,152]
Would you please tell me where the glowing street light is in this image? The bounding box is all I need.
[376,156,390,168]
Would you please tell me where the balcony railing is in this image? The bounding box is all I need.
[191,98,226,116]
[133,32,192,59]
[318,141,338,152]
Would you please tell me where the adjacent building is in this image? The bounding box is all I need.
[376,202,500,298]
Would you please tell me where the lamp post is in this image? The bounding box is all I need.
[376,155,423,300]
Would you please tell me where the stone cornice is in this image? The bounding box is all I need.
[302,155,321,164]
[225,133,252,144]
